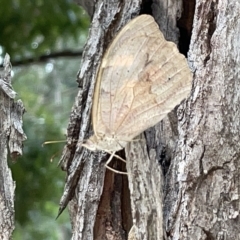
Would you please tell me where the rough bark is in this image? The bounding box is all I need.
[164,0,240,239]
[0,54,26,240]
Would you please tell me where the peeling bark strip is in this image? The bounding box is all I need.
[126,136,164,240]
[0,54,26,240]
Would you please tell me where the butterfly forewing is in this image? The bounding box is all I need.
[92,14,192,145]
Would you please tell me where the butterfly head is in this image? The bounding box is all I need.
[83,134,127,152]
[82,135,99,151]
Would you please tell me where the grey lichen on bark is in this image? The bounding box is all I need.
[0,54,26,240]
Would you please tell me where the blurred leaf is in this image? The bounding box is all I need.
[0,0,89,61]
[1,0,89,238]
[0,2,90,237]
[11,59,79,222]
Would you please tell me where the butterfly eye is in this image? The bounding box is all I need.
[82,138,97,151]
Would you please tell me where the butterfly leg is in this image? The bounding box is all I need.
[112,154,126,163]
[103,150,126,163]
[105,152,128,175]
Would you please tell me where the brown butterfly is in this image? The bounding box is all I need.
[83,14,192,173]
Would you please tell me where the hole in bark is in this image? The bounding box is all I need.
[140,0,153,15]
[94,152,132,238]
[177,0,196,56]
[158,145,171,176]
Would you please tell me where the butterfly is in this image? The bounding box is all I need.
[83,14,192,173]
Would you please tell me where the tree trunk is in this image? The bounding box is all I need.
[0,55,26,240]
[60,0,240,239]
[164,1,240,239]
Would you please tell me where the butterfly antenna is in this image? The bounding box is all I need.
[42,140,66,147]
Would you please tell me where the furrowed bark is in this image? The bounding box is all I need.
[164,0,240,239]
[0,54,26,240]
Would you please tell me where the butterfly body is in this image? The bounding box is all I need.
[83,15,192,163]
[84,134,128,152]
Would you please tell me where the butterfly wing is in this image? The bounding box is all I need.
[92,14,192,142]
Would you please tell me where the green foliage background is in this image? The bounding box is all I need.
[1,0,90,239]
[0,0,89,61]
